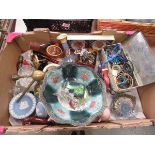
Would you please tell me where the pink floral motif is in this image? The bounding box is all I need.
[57,109,65,115]
[52,76,60,83]
[89,101,96,109]
[80,73,89,81]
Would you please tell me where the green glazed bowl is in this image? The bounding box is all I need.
[40,63,106,126]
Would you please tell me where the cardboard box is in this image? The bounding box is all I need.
[0,29,155,134]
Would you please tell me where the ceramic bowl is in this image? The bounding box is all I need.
[40,63,106,126]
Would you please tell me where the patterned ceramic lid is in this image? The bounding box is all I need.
[9,92,36,119]
[40,63,106,126]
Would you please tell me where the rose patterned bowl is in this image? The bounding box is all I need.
[40,63,106,126]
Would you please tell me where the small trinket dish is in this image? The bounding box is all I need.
[9,92,37,119]
[40,63,106,126]
[46,45,64,59]
[36,101,48,118]
[111,94,136,119]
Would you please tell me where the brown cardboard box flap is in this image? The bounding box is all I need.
[4,119,152,134]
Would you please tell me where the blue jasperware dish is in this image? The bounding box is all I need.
[9,92,36,119]
[40,63,106,126]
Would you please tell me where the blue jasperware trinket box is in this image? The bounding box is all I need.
[40,63,106,126]
[36,101,48,118]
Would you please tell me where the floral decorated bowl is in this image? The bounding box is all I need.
[40,63,106,126]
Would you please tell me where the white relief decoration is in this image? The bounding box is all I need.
[19,101,29,110]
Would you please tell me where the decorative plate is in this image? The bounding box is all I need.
[9,92,36,119]
[40,63,106,126]
[111,94,136,119]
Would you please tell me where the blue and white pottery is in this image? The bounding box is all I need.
[9,92,36,119]
[40,63,106,126]
[36,101,48,118]
[111,95,135,119]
